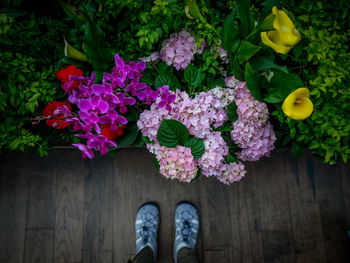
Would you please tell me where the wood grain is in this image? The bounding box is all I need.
[54,150,84,263]
[0,153,28,263]
[0,148,349,263]
[83,154,113,263]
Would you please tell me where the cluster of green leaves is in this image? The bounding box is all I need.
[0,8,68,156]
[271,0,350,164]
[221,0,303,103]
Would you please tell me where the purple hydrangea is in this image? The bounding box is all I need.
[160,29,197,70]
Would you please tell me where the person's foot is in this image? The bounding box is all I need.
[135,202,159,262]
[173,201,199,262]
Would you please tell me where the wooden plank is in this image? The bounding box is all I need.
[112,149,138,262]
[54,150,84,263]
[228,168,262,263]
[312,156,350,262]
[24,152,57,263]
[203,248,230,263]
[262,230,293,263]
[199,176,234,262]
[0,152,28,263]
[83,154,113,263]
[24,229,54,263]
[26,152,57,229]
[285,152,327,263]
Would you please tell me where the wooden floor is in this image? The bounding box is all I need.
[0,148,349,263]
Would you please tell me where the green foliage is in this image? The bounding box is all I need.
[157,119,190,147]
[184,137,205,159]
[271,0,350,164]
[0,10,67,156]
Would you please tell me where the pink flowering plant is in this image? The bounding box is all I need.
[138,77,276,185]
[51,53,163,159]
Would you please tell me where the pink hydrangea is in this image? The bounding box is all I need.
[138,87,247,184]
[160,29,197,70]
[216,162,246,184]
[156,146,198,183]
[226,76,276,161]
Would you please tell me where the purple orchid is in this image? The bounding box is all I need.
[65,117,85,132]
[137,86,159,105]
[158,85,176,111]
[76,132,117,155]
[99,109,128,131]
[78,95,109,115]
[125,78,147,97]
[92,84,120,105]
[115,93,136,113]
[72,143,94,159]
[78,111,100,133]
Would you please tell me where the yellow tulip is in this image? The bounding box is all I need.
[282,88,313,120]
[261,6,301,54]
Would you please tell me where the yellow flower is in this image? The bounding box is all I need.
[282,88,313,120]
[261,6,301,54]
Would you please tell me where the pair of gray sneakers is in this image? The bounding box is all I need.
[135,201,199,263]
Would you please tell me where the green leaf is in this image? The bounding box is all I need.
[258,14,275,31]
[227,102,238,122]
[233,55,244,81]
[184,138,205,159]
[222,10,237,52]
[292,142,304,158]
[184,64,201,88]
[227,143,240,163]
[142,136,153,143]
[236,0,255,36]
[237,40,261,64]
[125,108,138,122]
[214,121,233,132]
[245,62,262,101]
[263,93,284,103]
[153,157,160,169]
[259,0,279,22]
[250,55,288,73]
[191,170,201,182]
[269,71,304,98]
[155,71,181,91]
[157,119,189,147]
[116,123,139,148]
[0,8,28,18]
[83,21,114,82]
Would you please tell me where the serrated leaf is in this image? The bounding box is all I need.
[184,64,201,88]
[157,119,189,147]
[155,71,180,91]
[184,137,205,159]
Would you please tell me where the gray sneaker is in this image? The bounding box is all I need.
[135,202,159,262]
[173,201,199,263]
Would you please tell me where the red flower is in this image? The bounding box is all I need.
[56,65,83,93]
[42,101,71,129]
[101,124,126,140]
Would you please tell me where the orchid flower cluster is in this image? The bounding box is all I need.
[56,54,163,158]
